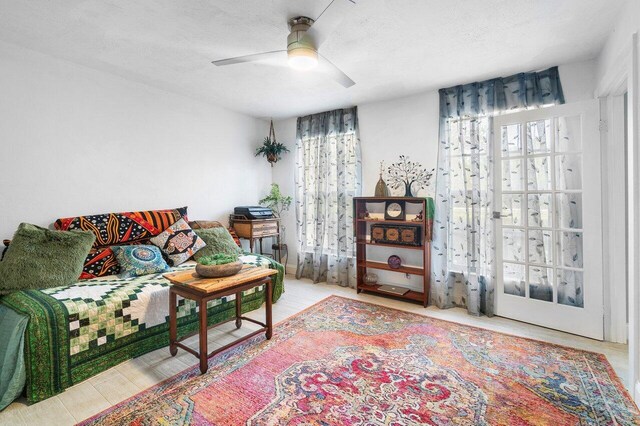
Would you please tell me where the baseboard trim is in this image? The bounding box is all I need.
[285,263,297,276]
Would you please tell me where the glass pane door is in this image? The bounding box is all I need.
[494,100,603,340]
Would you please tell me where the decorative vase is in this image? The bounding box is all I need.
[404,182,414,197]
[364,273,378,284]
[374,174,389,197]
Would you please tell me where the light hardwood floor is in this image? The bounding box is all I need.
[0,275,629,425]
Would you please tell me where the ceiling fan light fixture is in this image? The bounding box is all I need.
[212,9,355,87]
[286,17,318,72]
[287,48,318,71]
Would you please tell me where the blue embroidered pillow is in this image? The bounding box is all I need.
[111,245,170,278]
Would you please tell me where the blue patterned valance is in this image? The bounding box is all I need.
[439,66,565,119]
[297,107,358,139]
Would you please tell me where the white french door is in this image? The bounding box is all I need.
[493,100,603,340]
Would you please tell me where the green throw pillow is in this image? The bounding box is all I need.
[193,227,243,260]
[0,223,96,295]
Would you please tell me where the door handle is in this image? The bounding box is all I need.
[492,211,508,219]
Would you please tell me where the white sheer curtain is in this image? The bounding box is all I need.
[436,116,495,314]
[432,67,566,316]
[295,107,361,287]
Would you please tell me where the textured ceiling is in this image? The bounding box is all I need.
[0,0,625,118]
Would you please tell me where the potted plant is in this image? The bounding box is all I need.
[256,120,289,166]
[259,183,292,255]
[259,183,292,218]
[195,253,242,278]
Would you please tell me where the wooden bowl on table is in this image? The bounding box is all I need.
[195,261,243,278]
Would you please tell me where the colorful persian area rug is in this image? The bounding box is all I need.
[79,295,640,425]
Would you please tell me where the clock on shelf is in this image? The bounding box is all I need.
[384,200,406,221]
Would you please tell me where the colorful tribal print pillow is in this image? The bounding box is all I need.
[54,207,188,278]
[150,218,206,266]
[111,245,170,278]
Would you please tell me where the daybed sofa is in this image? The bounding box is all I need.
[0,207,284,405]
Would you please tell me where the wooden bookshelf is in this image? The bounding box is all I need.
[357,283,426,303]
[356,240,424,251]
[354,196,432,307]
[357,260,425,276]
[357,219,424,226]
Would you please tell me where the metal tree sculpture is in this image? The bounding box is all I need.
[386,155,434,197]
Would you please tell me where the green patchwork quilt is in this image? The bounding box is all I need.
[0,254,284,403]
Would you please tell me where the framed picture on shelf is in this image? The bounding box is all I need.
[370,224,422,246]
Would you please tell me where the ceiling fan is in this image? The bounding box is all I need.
[211,0,356,88]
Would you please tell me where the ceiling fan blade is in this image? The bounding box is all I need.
[212,50,286,66]
[318,53,355,88]
[305,0,355,48]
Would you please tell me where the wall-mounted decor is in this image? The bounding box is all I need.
[370,224,421,246]
[384,200,406,220]
[386,155,435,197]
[374,161,390,197]
[387,255,402,269]
[255,120,290,166]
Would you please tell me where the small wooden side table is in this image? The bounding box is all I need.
[229,216,280,255]
[164,266,277,374]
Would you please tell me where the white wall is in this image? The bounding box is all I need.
[559,60,598,101]
[358,92,441,197]
[596,0,640,93]
[272,60,597,276]
[594,0,640,400]
[0,40,271,240]
[270,118,298,271]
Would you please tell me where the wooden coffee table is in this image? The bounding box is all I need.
[164,266,277,374]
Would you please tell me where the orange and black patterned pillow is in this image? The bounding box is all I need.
[54,207,188,278]
[228,228,242,248]
[55,207,188,247]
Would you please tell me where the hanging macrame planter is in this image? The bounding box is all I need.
[255,120,290,167]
